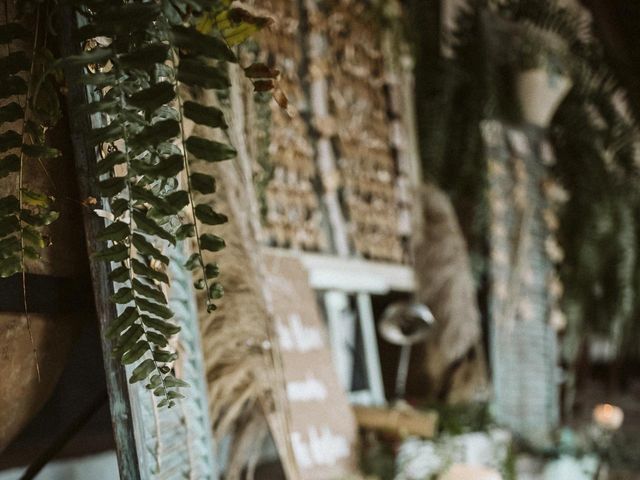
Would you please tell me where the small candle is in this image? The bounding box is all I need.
[593,403,624,431]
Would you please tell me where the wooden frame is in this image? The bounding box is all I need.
[269,249,415,406]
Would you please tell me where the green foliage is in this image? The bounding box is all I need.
[432,401,493,436]
[62,0,271,407]
[0,1,62,279]
[553,96,640,361]
[495,0,640,362]
[359,433,396,480]
[1,0,275,410]
[410,3,490,279]
[415,0,640,362]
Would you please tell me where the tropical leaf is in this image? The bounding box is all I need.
[132,278,167,304]
[132,154,184,178]
[200,233,225,251]
[178,58,231,89]
[130,358,158,383]
[131,258,169,284]
[93,243,129,262]
[132,210,176,245]
[141,315,181,336]
[0,155,20,178]
[109,265,130,283]
[132,233,170,264]
[190,172,216,194]
[96,221,129,242]
[0,103,23,123]
[48,0,268,407]
[128,82,176,112]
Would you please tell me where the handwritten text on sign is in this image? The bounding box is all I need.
[265,254,358,479]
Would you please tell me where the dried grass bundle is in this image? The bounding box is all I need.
[198,161,294,479]
[414,183,489,403]
[192,81,298,479]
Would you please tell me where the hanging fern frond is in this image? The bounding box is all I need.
[66,0,269,407]
[0,2,62,278]
[425,0,640,364]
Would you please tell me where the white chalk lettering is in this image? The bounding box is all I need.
[287,375,328,401]
[276,313,324,352]
[291,426,350,469]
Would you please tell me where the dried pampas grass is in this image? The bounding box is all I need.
[199,166,269,467]
[198,161,296,479]
[414,183,489,403]
[192,75,298,479]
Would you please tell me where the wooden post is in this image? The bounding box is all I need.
[56,6,142,479]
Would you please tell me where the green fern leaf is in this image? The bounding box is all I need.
[177,58,230,89]
[170,25,236,62]
[183,101,227,129]
[199,233,225,251]
[185,136,236,162]
[194,204,227,225]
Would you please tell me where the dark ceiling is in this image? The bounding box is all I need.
[580,0,640,118]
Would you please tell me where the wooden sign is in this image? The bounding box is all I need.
[265,254,358,479]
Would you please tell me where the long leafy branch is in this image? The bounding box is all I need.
[0,0,63,380]
[66,0,273,407]
[0,0,275,407]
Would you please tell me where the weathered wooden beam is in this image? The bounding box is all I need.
[56,6,142,479]
[353,405,438,438]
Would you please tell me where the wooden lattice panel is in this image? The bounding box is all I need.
[128,243,218,479]
[307,0,411,263]
[244,0,330,252]
[483,121,564,446]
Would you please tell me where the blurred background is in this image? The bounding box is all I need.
[1,0,639,479]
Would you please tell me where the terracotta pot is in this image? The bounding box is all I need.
[515,68,572,128]
[0,1,86,452]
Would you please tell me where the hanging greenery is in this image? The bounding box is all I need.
[0,0,276,408]
[489,0,640,364]
[71,0,278,407]
[0,1,62,279]
[412,0,640,363]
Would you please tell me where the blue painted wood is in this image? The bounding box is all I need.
[58,8,217,476]
[127,242,218,480]
[482,120,560,446]
[57,6,142,479]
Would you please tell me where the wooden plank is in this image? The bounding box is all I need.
[266,248,416,293]
[56,6,142,479]
[352,405,438,438]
